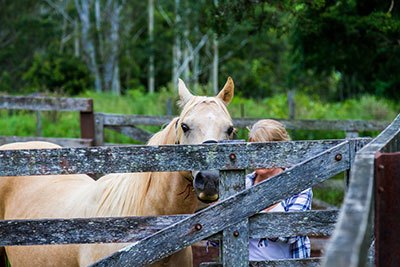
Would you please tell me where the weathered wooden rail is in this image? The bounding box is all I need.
[0,95,389,146]
[93,113,389,145]
[322,114,400,267]
[0,137,371,267]
[1,95,398,266]
[0,96,95,147]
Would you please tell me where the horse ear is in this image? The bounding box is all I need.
[217,77,234,105]
[178,78,193,107]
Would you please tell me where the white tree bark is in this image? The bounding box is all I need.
[103,0,122,94]
[148,0,155,93]
[75,0,102,92]
[94,0,104,61]
[74,20,80,57]
[172,0,181,88]
[182,29,190,83]
[212,33,219,94]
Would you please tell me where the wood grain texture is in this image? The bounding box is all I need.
[200,257,322,267]
[100,114,388,132]
[0,215,186,246]
[322,114,400,267]
[0,96,92,112]
[220,170,248,267]
[0,139,369,176]
[0,210,338,246]
[89,142,349,266]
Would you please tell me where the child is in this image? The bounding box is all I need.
[246,119,313,260]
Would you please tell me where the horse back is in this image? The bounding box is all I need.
[0,141,61,151]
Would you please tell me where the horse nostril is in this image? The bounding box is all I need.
[203,140,218,144]
[194,173,205,190]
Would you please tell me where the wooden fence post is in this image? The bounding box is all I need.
[220,170,248,266]
[80,99,95,146]
[375,152,400,267]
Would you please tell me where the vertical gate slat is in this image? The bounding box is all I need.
[220,170,248,266]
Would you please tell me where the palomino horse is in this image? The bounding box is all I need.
[0,77,235,267]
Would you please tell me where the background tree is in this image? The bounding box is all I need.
[0,0,399,102]
[292,0,400,101]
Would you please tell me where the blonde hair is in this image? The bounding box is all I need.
[248,119,290,142]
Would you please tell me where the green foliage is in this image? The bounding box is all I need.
[0,0,61,93]
[1,0,399,102]
[314,186,344,207]
[22,52,92,95]
[0,71,12,92]
[291,0,400,100]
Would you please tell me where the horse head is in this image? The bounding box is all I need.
[176,77,235,203]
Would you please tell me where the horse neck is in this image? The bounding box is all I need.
[94,118,197,216]
[142,171,197,215]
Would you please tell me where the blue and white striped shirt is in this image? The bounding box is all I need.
[246,172,313,259]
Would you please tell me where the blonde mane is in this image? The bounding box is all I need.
[147,117,180,145]
[94,117,181,217]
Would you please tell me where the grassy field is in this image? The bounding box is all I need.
[0,90,398,206]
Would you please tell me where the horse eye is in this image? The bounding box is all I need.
[227,126,234,136]
[181,123,190,133]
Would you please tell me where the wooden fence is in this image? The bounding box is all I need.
[0,96,95,147]
[0,135,372,266]
[322,114,400,267]
[93,113,389,145]
[0,95,398,266]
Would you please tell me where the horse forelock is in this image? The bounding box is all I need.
[179,96,232,123]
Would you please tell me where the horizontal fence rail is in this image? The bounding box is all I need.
[94,113,387,145]
[98,113,389,131]
[0,137,371,267]
[1,95,397,267]
[0,210,338,246]
[89,141,351,266]
[200,258,323,267]
[322,114,400,267]
[0,139,370,176]
[0,96,93,112]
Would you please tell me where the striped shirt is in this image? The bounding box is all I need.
[246,172,313,259]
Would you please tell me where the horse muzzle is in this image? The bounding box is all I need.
[192,170,219,203]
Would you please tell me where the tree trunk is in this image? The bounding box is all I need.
[172,0,181,88]
[75,0,102,92]
[74,19,80,57]
[148,0,155,93]
[212,33,219,94]
[103,0,122,95]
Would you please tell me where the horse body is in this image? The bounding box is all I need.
[0,78,235,266]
